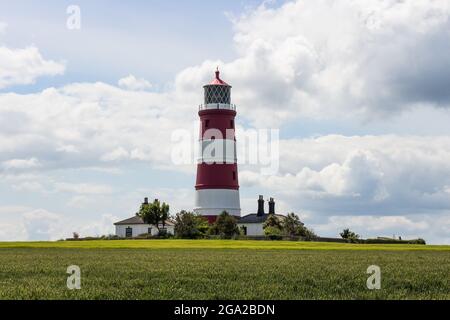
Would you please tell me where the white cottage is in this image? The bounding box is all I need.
[114,215,174,238]
[237,196,285,236]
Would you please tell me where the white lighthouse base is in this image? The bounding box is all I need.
[194,189,241,217]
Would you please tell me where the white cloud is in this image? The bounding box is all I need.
[56,144,80,154]
[0,206,33,215]
[1,158,41,170]
[54,182,114,195]
[172,0,450,126]
[3,0,450,173]
[78,214,119,237]
[118,74,152,91]
[22,209,64,241]
[67,195,93,208]
[101,147,130,162]
[131,187,195,215]
[241,135,450,215]
[0,45,65,89]
[12,181,45,193]
[0,206,121,241]
[0,222,27,241]
[0,79,200,177]
[323,216,428,233]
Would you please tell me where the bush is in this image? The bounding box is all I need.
[363,238,426,245]
[264,226,283,240]
[209,211,239,239]
[263,214,283,230]
[157,230,174,239]
[410,238,426,245]
[158,229,168,238]
[134,233,153,239]
[174,210,209,239]
[66,234,123,241]
[262,214,284,240]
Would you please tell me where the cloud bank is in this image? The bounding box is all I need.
[0,46,64,89]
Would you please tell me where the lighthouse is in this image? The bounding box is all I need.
[194,69,241,223]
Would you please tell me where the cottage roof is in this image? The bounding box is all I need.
[114,216,174,226]
[237,213,285,224]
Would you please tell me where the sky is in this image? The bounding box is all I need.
[0,0,449,244]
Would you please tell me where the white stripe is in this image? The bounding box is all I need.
[194,189,241,217]
[197,139,237,164]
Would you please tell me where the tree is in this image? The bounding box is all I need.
[281,212,317,240]
[262,214,283,239]
[340,228,360,242]
[138,199,170,234]
[263,214,283,230]
[282,213,304,236]
[209,211,239,239]
[174,211,209,239]
[160,203,170,230]
[299,226,317,241]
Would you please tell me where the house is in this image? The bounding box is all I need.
[114,215,174,238]
[237,196,285,236]
[114,198,174,238]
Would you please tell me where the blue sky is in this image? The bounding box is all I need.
[0,0,449,243]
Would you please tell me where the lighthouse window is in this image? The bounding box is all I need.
[233,171,236,181]
[204,85,231,104]
[230,120,234,129]
[205,120,210,129]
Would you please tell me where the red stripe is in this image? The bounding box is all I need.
[199,109,236,138]
[195,163,239,190]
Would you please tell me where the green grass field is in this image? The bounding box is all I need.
[0,240,448,300]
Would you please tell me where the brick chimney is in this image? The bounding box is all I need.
[257,195,265,216]
[268,197,275,215]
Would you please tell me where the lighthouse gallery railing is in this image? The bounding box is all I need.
[199,103,237,111]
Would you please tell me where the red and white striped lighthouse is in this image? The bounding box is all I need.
[194,69,241,223]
